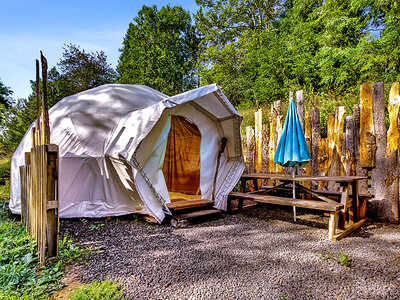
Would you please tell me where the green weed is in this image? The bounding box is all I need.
[89,223,105,231]
[318,252,351,268]
[0,200,91,299]
[69,279,123,300]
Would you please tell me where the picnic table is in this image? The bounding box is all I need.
[228,173,369,241]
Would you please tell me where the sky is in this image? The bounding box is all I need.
[0,0,199,100]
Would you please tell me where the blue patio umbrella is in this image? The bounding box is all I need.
[274,98,311,221]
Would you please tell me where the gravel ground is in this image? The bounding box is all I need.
[61,205,400,300]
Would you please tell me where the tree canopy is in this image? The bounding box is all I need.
[0,79,13,109]
[195,0,400,106]
[118,5,199,95]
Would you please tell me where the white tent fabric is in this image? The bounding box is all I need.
[10,84,245,222]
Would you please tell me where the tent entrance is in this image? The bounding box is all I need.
[162,115,202,203]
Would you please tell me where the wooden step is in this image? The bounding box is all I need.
[167,199,213,210]
[229,192,343,212]
[168,209,222,228]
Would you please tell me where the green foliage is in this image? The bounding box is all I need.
[58,44,118,96]
[0,200,91,299]
[0,157,11,186]
[318,252,351,268]
[196,0,399,106]
[89,223,105,231]
[118,5,199,95]
[0,79,13,109]
[69,279,123,300]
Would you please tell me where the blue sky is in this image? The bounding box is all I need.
[0,0,198,100]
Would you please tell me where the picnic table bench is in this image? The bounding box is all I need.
[228,173,369,241]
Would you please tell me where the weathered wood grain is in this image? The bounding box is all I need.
[360,83,376,168]
[304,112,312,186]
[296,90,305,131]
[262,124,269,174]
[353,104,369,194]
[246,126,255,174]
[254,108,262,173]
[311,107,320,189]
[318,138,328,190]
[344,116,354,176]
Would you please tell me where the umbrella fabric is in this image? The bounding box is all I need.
[274,99,311,167]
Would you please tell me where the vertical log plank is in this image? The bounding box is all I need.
[269,103,277,175]
[304,112,312,187]
[254,108,262,173]
[353,104,369,194]
[318,138,328,190]
[344,116,355,176]
[40,52,50,144]
[371,82,393,221]
[46,147,59,259]
[262,124,270,174]
[275,112,284,174]
[311,108,320,189]
[382,82,400,222]
[327,114,337,190]
[246,126,255,174]
[296,90,305,131]
[360,83,376,168]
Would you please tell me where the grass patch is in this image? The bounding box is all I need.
[69,279,123,300]
[0,199,91,299]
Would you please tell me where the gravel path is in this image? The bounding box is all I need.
[61,205,400,300]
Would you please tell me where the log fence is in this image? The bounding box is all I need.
[20,52,59,265]
[243,82,400,223]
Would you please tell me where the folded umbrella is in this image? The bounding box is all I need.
[274,97,311,221]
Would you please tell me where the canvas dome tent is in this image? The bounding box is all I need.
[10,84,245,222]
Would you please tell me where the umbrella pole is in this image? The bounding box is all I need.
[293,168,296,222]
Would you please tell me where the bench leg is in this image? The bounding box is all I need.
[238,199,244,211]
[328,212,339,241]
[227,198,232,214]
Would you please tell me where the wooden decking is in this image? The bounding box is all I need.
[167,199,213,210]
[165,196,220,227]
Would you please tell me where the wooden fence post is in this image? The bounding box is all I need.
[262,124,270,174]
[304,112,312,186]
[254,108,262,173]
[296,90,305,131]
[275,101,284,173]
[311,107,320,189]
[344,116,355,176]
[318,138,328,190]
[353,104,369,194]
[360,83,376,168]
[268,105,276,175]
[246,126,255,174]
[374,82,400,222]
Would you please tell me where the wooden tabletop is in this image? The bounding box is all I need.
[241,173,368,183]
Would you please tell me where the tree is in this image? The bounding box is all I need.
[0,79,13,108]
[118,5,199,95]
[195,0,284,105]
[57,44,118,96]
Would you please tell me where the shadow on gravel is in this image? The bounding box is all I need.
[60,211,400,300]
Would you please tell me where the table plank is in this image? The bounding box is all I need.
[229,192,343,212]
[241,173,367,182]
